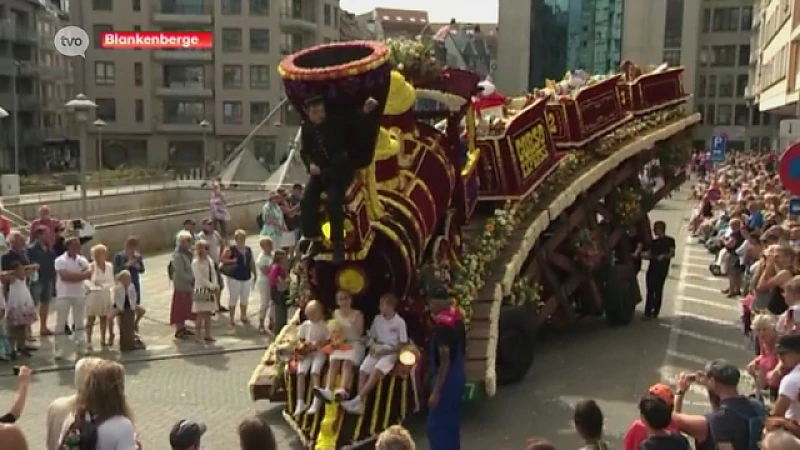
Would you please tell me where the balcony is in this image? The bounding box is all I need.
[16,61,39,77]
[153,49,212,62]
[280,10,317,32]
[156,118,212,133]
[156,84,213,98]
[152,1,213,25]
[0,21,37,44]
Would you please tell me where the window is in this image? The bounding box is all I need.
[223,142,238,158]
[96,98,116,122]
[250,101,271,124]
[734,104,748,126]
[250,65,270,89]
[133,0,141,11]
[736,74,748,97]
[711,45,736,66]
[250,0,269,15]
[282,103,302,126]
[134,63,143,86]
[738,45,750,66]
[94,61,115,85]
[702,8,711,32]
[249,28,270,52]
[712,7,739,32]
[324,4,331,25]
[135,99,144,123]
[93,24,113,49]
[222,28,243,52]
[706,105,715,125]
[662,49,681,66]
[223,101,243,124]
[760,137,772,150]
[741,6,752,30]
[222,0,242,14]
[707,75,717,97]
[751,106,762,126]
[716,104,732,125]
[253,138,276,164]
[696,103,705,123]
[333,6,338,27]
[697,76,706,97]
[663,0,684,48]
[92,0,112,11]
[718,74,734,97]
[223,65,243,88]
[749,137,760,151]
[163,101,205,124]
[163,65,205,88]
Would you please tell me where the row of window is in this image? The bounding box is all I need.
[93,99,277,127]
[758,43,789,91]
[693,137,773,152]
[221,0,269,16]
[94,61,272,90]
[222,101,273,125]
[92,0,142,11]
[94,98,145,123]
[761,0,792,48]
[699,44,750,67]
[697,73,749,98]
[696,103,772,127]
[92,24,274,53]
[701,6,753,33]
[222,139,277,164]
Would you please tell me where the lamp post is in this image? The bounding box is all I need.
[65,94,97,219]
[199,119,211,179]
[0,107,7,172]
[93,119,106,194]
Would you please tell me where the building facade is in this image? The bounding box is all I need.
[0,0,73,173]
[749,0,800,149]
[70,0,340,170]
[497,0,776,151]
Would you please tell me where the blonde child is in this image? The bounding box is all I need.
[293,300,330,416]
[110,270,145,350]
[5,262,38,357]
[315,290,365,403]
[255,236,274,335]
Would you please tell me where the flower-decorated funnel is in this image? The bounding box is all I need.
[278,41,392,169]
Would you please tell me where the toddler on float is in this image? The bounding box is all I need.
[5,262,38,358]
[315,290,365,404]
[294,300,330,416]
[342,293,408,415]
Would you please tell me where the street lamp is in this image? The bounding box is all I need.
[93,119,106,194]
[65,94,97,219]
[0,107,7,172]
[199,119,211,178]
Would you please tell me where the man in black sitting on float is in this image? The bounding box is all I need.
[298,95,379,264]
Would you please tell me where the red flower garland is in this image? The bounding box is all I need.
[278,40,389,81]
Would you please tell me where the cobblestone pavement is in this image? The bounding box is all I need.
[0,186,753,450]
[3,235,270,371]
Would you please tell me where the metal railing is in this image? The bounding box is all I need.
[3,179,204,206]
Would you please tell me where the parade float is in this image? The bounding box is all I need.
[248,38,697,449]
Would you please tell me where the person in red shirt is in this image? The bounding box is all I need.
[28,205,59,248]
[624,383,679,450]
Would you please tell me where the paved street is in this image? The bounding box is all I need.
[0,187,751,450]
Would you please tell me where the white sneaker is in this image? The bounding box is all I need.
[313,387,333,402]
[342,397,364,415]
[306,397,322,415]
[293,400,307,417]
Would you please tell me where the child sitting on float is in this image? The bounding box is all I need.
[293,300,330,416]
[342,293,409,415]
[314,290,365,403]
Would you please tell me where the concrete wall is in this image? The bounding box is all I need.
[6,188,267,225]
[89,198,264,255]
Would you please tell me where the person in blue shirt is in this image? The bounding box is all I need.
[112,236,146,332]
[747,202,764,231]
[27,227,56,336]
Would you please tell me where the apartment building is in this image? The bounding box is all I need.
[70,0,340,170]
[749,0,800,149]
[0,0,73,172]
[497,0,775,151]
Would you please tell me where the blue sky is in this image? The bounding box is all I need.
[339,0,499,23]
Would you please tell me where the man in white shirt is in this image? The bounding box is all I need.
[197,219,227,312]
[774,335,800,420]
[342,294,408,414]
[53,237,92,359]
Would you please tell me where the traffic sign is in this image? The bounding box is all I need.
[790,198,800,216]
[780,119,800,138]
[709,134,727,162]
[779,143,800,195]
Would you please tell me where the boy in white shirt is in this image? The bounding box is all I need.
[294,300,330,416]
[773,334,800,419]
[342,293,407,415]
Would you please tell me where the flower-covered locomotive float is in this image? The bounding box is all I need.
[248,38,698,449]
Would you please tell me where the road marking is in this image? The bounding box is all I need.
[677,295,739,312]
[666,349,711,365]
[682,282,726,293]
[680,261,713,269]
[677,311,736,327]
[658,323,746,350]
[686,274,727,283]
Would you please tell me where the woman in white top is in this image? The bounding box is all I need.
[315,290,365,402]
[192,240,219,344]
[59,360,137,450]
[255,236,274,335]
[85,245,114,350]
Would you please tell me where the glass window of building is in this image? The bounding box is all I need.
[249,28,270,52]
[96,98,116,122]
[663,0,684,48]
[711,45,736,66]
[697,76,706,97]
[736,74,748,97]
[738,45,750,66]
[696,103,705,123]
[707,75,718,97]
[254,138,277,164]
[706,105,716,124]
[250,65,270,89]
[134,99,144,123]
[222,28,243,52]
[250,101,271,125]
[702,8,712,33]
[741,6,752,30]
[716,104,732,125]
[734,104,748,125]
[222,0,242,14]
[94,61,115,85]
[324,4,331,25]
[92,0,112,11]
[663,50,681,66]
[134,63,143,86]
[760,137,772,149]
[164,65,204,88]
[93,24,113,49]
[223,101,243,124]
[718,75,734,97]
[222,65,243,89]
[250,0,269,15]
[712,7,739,32]
[163,101,204,124]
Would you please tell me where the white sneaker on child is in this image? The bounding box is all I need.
[306,397,322,415]
[313,387,333,402]
[293,400,307,417]
[342,396,364,415]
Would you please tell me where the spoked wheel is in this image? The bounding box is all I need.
[495,306,537,386]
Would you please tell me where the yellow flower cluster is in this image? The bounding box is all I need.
[385,37,441,85]
[508,277,543,308]
[613,186,643,226]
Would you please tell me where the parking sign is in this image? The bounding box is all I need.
[709,134,727,162]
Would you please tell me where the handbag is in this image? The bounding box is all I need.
[219,246,237,277]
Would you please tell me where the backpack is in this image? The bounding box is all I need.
[59,412,101,450]
[715,399,767,450]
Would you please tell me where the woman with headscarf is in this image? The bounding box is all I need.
[169,232,195,339]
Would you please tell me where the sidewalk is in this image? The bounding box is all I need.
[9,235,269,371]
